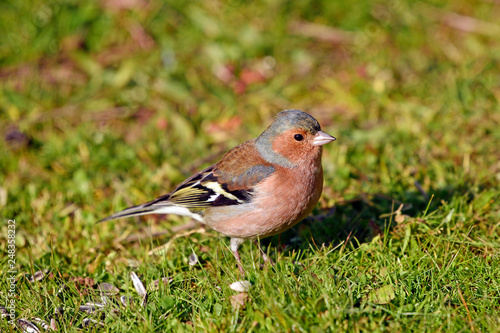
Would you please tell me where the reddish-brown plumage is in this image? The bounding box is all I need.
[205,157,323,239]
[213,139,274,191]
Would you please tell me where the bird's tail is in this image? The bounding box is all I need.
[97,204,159,223]
[98,193,204,224]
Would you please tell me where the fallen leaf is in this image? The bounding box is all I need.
[367,285,395,304]
[229,292,248,309]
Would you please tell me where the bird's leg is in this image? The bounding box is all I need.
[253,240,274,266]
[233,250,245,275]
[230,238,245,275]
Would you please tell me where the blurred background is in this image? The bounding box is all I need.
[1,0,499,272]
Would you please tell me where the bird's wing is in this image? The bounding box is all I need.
[150,140,275,208]
[99,140,275,222]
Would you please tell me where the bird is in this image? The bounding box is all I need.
[99,109,336,274]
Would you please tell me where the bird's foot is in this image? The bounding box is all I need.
[253,240,275,269]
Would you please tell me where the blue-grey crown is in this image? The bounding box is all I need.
[271,109,321,134]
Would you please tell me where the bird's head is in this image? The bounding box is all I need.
[256,109,336,167]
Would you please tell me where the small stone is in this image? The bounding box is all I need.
[229,280,252,292]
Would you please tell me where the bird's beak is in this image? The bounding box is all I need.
[312,131,336,146]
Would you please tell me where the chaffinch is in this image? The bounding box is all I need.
[100,109,336,273]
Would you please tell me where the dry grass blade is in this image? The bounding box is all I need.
[457,285,475,333]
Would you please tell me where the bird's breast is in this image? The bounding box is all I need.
[204,159,324,239]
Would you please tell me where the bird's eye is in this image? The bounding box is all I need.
[294,134,304,141]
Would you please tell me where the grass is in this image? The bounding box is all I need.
[1,0,500,331]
